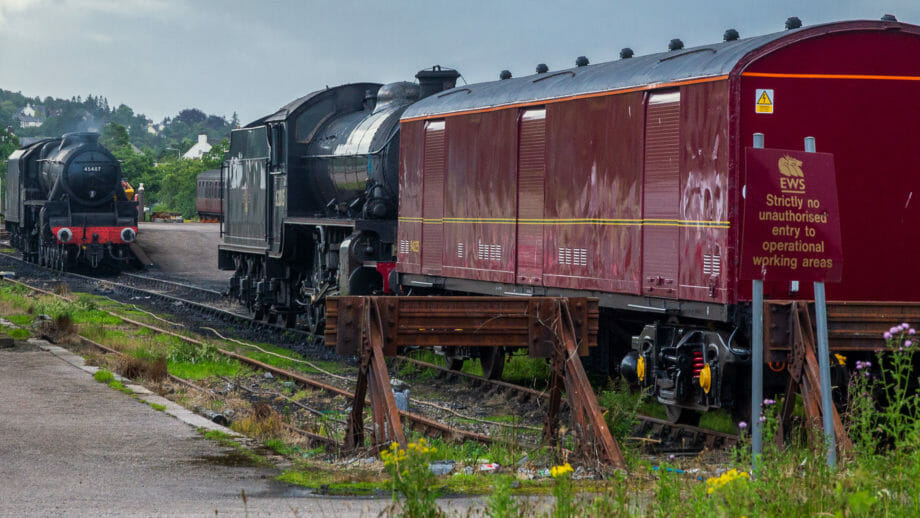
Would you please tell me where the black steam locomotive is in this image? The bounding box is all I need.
[218,67,459,329]
[5,132,138,269]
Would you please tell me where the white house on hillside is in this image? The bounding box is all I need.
[183,134,212,159]
[14,103,44,128]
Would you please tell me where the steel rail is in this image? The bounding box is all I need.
[2,251,732,452]
[1,274,495,447]
[396,355,739,450]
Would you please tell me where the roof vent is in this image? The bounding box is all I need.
[881,14,898,22]
[619,48,634,59]
[575,56,589,67]
[668,39,684,51]
[499,70,512,80]
[536,63,549,74]
[723,28,740,41]
[785,16,802,30]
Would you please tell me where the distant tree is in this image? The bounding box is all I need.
[231,111,240,128]
[205,115,227,130]
[176,108,206,125]
[100,122,130,150]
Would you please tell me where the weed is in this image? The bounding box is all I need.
[6,314,33,326]
[107,379,133,395]
[5,328,30,340]
[149,402,167,412]
[486,475,519,518]
[93,369,115,383]
[381,439,441,516]
[230,402,283,439]
[116,354,168,382]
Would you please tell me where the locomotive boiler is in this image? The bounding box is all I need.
[5,132,138,269]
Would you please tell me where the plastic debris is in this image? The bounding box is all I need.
[429,460,455,476]
[480,463,500,472]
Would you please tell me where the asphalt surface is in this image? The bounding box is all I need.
[0,339,398,517]
[135,221,233,287]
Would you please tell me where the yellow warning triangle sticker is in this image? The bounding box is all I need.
[758,91,772,105]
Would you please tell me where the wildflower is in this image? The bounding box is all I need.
[550,463,574,478]
[668,454,676,461]
[738,421,748,430]
[759,415,767,423]
[705,469,750,494]
[890,326,900,335]
[906,340,913,348]
[902,322,910,330]
[884,332,892,340]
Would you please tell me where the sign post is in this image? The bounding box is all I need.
[805,136,837,468]
[751,133,765,464]
[742,137,843,469]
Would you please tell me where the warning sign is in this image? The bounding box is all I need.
[741,148,842,282]
[755,89,774,114]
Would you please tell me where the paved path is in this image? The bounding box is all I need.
[135,222,232,288]
[0,339,398,517]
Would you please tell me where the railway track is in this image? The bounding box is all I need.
[0,249,737,453]
[394,355,738,452]
[0,271,497,451]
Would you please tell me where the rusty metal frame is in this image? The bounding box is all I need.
[328,296,624,467]
[770,301,853,454]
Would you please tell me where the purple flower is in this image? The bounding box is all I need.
[902,323,910,330]
[884,332,892,340]
[738,421,748,430]
[906,340,913,348]
[890,326,900,335]
[759,416,767,423]
[669,454,675,460]
[910,329,916,335]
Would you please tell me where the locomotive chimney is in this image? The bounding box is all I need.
[415,65,461,98]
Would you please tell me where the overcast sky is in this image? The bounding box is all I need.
[0,0,917,126]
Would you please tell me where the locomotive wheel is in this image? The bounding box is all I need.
[444,347,465,371]
[480,347,506,380]
[665,405,701,426]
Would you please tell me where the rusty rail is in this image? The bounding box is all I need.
[326,296,623,467]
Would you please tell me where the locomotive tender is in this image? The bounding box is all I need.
[221,20,920,422]
[5,132,138,269]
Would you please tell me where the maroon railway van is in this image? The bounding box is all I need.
[395,20,920,421]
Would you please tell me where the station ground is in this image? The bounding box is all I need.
[134,221,233,288]
[0,338,483,516]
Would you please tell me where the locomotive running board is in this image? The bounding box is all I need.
[325,296,625,468]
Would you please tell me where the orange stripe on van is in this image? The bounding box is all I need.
[743,72,920,81]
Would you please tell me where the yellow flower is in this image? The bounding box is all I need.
[550,463,574,478]
[705,469,750,494]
